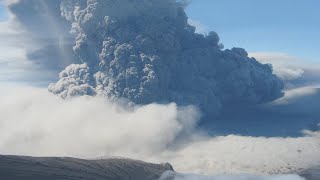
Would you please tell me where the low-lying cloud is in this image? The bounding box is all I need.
[0,87,319,176]
[0,87,199,158]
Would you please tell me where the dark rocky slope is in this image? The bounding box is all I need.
[0,155,173,180]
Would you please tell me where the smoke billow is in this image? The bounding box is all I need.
[6,0,284,117]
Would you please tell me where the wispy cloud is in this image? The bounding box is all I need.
[249,52,303,65]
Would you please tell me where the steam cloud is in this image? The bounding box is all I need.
[7,0,284,117]
[0,88,319,176]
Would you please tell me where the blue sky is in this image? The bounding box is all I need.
[0,4,7,21]
[186,0,320,63]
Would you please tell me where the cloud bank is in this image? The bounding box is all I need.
[0,88,319,176]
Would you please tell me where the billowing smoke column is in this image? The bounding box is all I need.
[10,0,284,117]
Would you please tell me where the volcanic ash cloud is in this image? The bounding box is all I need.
[31,0,286,117]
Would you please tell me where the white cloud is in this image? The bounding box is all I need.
[0,87,319,176]
[249,52,320,87]
[188,18,208,34]
[249,52,305,81]
[249,52,301,65]
[273,67,304,81]
[0,87,200,158]
[272,86,320,105]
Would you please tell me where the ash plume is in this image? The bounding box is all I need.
[8,0,284,117]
